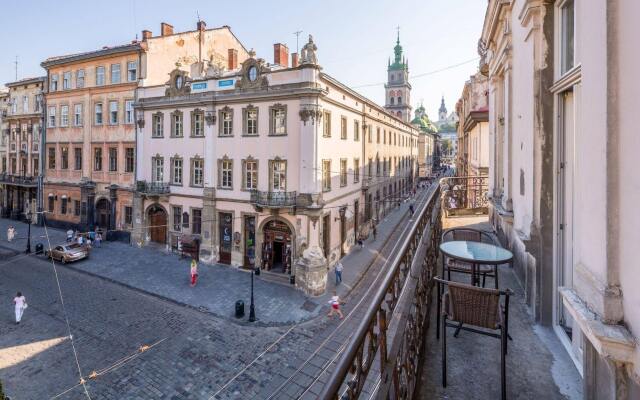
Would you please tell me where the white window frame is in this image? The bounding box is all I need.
[271,160,286,191]
[74,104,83,126]
[125,100,134,124]
[95,103,103,125]
[96,66,105,86]
[191,158,204,187]
[76,69,85,88]
[152,157,164,182]
[109,101,118,125]
[50,74,59,91]
[60,105,69,127]
[110,64,121,84]
[48,106,56,127]
[63,71,71,90]
[127,61,138,82]
[244,160,258,190]
[22,96,28,113]
[171,157,183,185]
[221,159,233,189]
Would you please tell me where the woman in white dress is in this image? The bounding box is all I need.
[13,291,27,324]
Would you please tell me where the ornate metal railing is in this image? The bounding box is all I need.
[250,190,297,208]
[0,173,38,186]
[136,181,170,195]
[440,175,489,215]
[320,184,442,400]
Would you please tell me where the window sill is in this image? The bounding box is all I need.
[189,185,204,188]
[268,133,287,137]
[189,135,205,139]
[170,135,184,139]
[151,136,164,139]
[218,135,234,138]
[217,187,233,190]
[170,183,183,187]
[242,133,259,137]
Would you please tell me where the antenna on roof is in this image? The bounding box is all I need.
[293,30,302,54]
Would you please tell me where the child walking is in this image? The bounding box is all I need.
[190,259,199,287]
[327,291,344,319]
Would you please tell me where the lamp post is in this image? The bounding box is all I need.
[249,267,257,322]
[25,209,32,254]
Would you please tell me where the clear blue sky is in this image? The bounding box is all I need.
[0,0,486,119]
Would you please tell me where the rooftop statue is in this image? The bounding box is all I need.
[300,35,318,65]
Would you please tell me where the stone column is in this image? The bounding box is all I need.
[131,192,144,246]
[295,212,327,296]
[80,181,96,230]
[199,187,216,264]
[109,185,118,233]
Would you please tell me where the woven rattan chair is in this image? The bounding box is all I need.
[435,277,512,400]
[441,227,499,288]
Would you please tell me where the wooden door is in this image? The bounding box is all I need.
[149,208,167,244]
[322,214,330,259]
[219,212,232,264]
[354,200,359,240]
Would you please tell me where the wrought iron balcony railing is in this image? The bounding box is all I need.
[0,173,38,186]
[136,181,170,195]
[441,175,489,215]
[250,190,297,208]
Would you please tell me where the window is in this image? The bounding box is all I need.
[94,147,102,171]
[50,74,58,91]
[110,64,121,84]
[74,200,81,216]
[152,113,163,137]
[191,158,204,187]
[171,110,183,137]
[244,160,258,190]
[271,160,286,191]
[60,105,69,127]
[1,157,5,173]
[192,209,202,234]
[23,96,29,113]
[127,61,138,82]
[354,120,360,141]
[152,157,164,182]
[354,158,360,183]
[109,147,117,172]
[95,103,103,125]
[323,111,331,137]
[125,100,134,124]
[220,159,233,189]
[383,129,386,144]
[270,105,287,135]
[172,206,182,231]
[96,66,105,86]
[74,104,83,126]
[340,159,347,187]
[10,98,17,114]
[125,148,134,173]
[340,117,347,140]
[63,72,71,90]
[32,158,39,175]
[171,157,183,185]
[376,157,380,176]
[244,107,258,135]
[74,148,82,170]
[219,108,233,136]
[560,0,575,74]
[383,157,387,176]
[109,101,118,124]
[368,124,372,142]
[368,158,373,179]
[48,106,56,127]
[182,212,189,229]
[191,110,204,137]
[397,96,402,104]
[61,147,69,169]
[124,206,132,225]
[377,127,380,143]
[322,160,331,191]
[61,198,68,214]
[48,196,54,213]
[48,147,56,169]
[76,69,85,88]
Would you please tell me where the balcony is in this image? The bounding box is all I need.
[136,181,170,195]
[250,190,297,208]
[441,175,489,216]
[0,173,38,187]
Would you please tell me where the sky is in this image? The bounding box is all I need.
[0,0,486,119]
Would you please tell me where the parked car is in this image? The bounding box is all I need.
[44,243,90,264]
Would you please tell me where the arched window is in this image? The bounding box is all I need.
[390,97,395,105]
[397,96,402,104]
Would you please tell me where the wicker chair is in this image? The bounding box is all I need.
[441,227,499,288]
[435,277,512,400]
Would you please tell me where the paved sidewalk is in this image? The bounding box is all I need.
[0,187,432,326]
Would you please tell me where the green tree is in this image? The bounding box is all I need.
[0,379,7,400]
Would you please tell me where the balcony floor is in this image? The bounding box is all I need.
[416,215,583,399]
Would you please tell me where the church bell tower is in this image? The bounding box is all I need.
[384,29,412,122]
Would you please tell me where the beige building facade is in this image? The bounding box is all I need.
[481,0,640,397]
[455,73,489,177]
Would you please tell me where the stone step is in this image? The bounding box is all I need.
[257,270,294,287]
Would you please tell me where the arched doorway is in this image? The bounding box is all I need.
[261,219,293,273]
[95,198,111,230]
[147,205,167,244]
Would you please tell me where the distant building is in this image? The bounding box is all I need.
[410,104,438,177]
[435,96,458,162]
[384,33,412,123]
[455,73,488,177]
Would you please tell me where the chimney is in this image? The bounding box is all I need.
[274,43,289,67]
[291,53,299,68]
[142,30,152,40]
[228,49,238,70]
[197,20,207,31]
[160,22,174,36]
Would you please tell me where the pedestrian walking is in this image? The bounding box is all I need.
[190,259,199,287]
[7,226,15,242]
[357,236,364,249]
[13,291,27,324]
[334,261,343,285]
[409,203,415,216]
[95,232,102,247]
[372,225,377,241]
[327,290,344,319]
[77,234,84,245]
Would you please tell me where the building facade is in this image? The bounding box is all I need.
[455,73,489,177]
[40,21,248,235]
[0,77,45,222]
[384,34,412,123]
[481,0,640,397]
[410,104,438,178]
[133,35,419,295]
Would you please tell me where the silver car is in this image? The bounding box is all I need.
[44,243,90,264]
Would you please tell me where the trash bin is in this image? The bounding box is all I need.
[235,300,245,318]
[35,243,44,255]
[254,267,261,276]
[289,275,296,285]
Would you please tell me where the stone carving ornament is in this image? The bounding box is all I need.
[300,35,318,65]
[235,49,268,90]
[165,65,191,97]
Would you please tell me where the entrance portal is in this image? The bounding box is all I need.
[96,198,111,230]
[262,219,292,273]
[148,205,167,244]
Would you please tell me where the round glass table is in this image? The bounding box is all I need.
[439,240,513,286]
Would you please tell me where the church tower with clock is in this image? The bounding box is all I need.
[384,31,412,122]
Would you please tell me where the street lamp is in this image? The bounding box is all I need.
[25,210,32,254]
[249,267,257,322]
